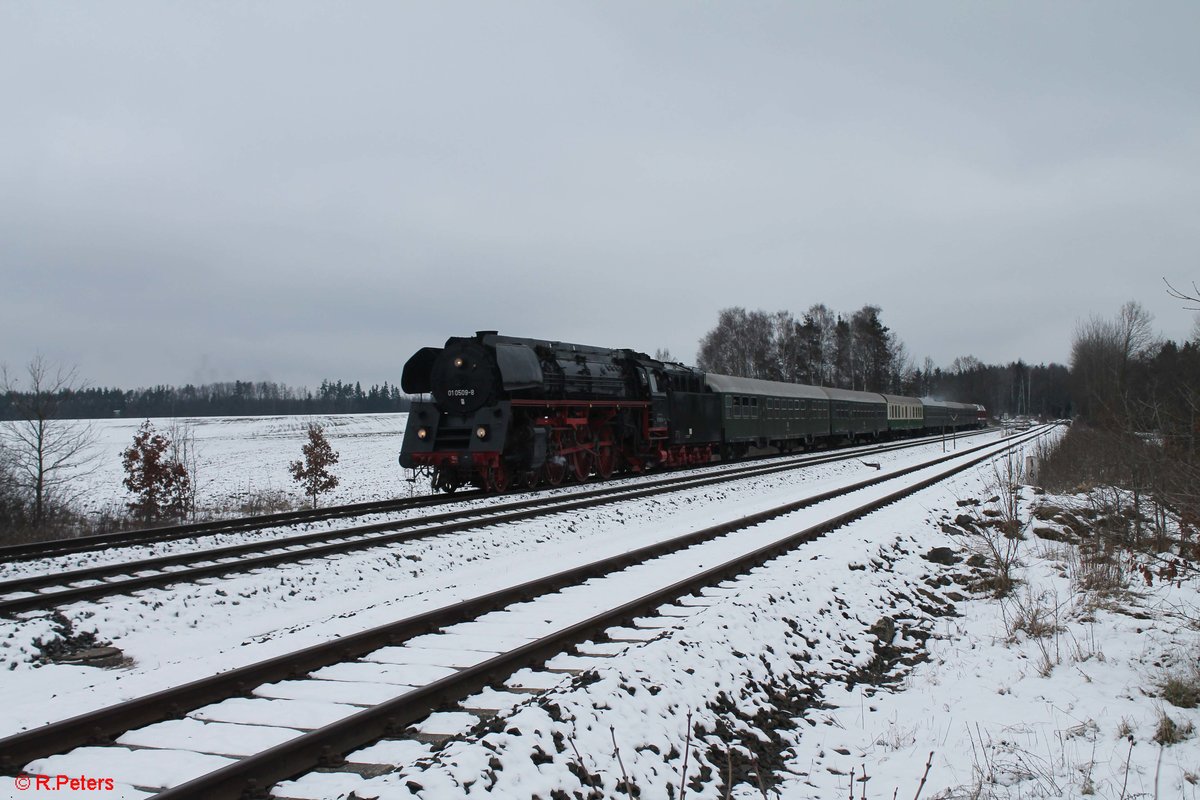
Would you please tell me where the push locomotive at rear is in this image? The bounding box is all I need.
[399,331,721,492]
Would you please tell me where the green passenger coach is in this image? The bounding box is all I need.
[882,393,923,432]
[705,373,829,455]
[823,387,888,440]
[702,374,971,456]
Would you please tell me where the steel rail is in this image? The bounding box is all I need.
[0,426,1050,778]
[0,492,480,563]
[0,430,995,615]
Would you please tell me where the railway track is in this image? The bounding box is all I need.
[0,429,987,565]
[0,430,994,616]
[1,425,1053,798]
[0,492,481,564]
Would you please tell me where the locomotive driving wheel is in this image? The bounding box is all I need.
[570,450,591,482]
[569,427,592,482]
[543,457,566,487]
[595,443,616,480]
[484,462,510,493]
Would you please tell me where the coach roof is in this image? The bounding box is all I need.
[704,373,828,400]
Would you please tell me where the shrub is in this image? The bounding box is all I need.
[289,422,340,508]
[122,420,191,523]
[1153,710,1194,745]
[1160,670,1200,709]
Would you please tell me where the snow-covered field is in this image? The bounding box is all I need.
[4,421,1199,799]
[67,413,412,517]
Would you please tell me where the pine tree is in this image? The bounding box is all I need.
[289,422,340,508]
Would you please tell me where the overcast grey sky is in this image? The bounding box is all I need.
[2,2,1197,388]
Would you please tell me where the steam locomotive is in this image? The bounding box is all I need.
[399,331,985,493]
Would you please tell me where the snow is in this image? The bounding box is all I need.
[24,746,233,791]
[70,413,413,518]
[9,419,1197,799]
[188,697,362,729]
[272,771,369,800]
[411,711,482,737]
[253,678,410,707]
[116,718,303,757]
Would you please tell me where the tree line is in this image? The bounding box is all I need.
[0,356,357,543]
[1029,292,1200,574]
[1070,300,1199,462]
[0,379,415,420]
[694,304,1071,418]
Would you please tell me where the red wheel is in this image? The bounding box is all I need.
[544,457,566,487]
[571,449,592,482]
[595,444,616,480]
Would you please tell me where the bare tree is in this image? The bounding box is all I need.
[774,310,804,383]
[0,439,27,529]
[806,303,837,386]
[890,338,914,394]
[951,355,984,375]
[1162,276,1200,342]
[1164,277,1200,310]
[1071,302,1156,428]
[166,419,201,519]
[696,307,754,376]
[0,356,98,527]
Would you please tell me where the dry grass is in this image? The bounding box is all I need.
[1003,587,1062,642]
[1153,710,1195,745]
[966,456,1030,599]
[1159,666,1200,709]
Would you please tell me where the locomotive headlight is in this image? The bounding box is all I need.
[475,425,489,440]
[417,427,429,440]
[454,357,465,368]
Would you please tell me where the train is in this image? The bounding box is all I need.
[399,331,987,493]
